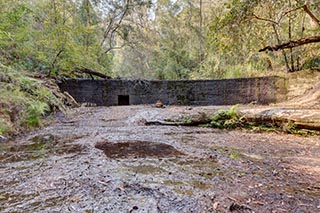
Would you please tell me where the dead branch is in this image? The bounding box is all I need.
[48,48,64,77]
[100,18,115,47]
[100,0,131,51]
[252,6,302,25]
[259,36,320,52]
[277,5,306,23]
[74,66,112,79]
[253,3,320,27]
[252,13,278,25]
[104,41,136,54]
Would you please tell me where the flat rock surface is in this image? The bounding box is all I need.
[240,106,320,130]
[0,105,319,212]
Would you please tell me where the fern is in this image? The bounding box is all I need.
[24,101,49,128]
[0,63,58,134]
[210,105,244,129]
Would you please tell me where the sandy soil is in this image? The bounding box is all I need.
[0,105,319,212]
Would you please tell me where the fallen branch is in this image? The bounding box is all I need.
[145,120,191,126]
[0,135,7,142]
[252,13,278,25]
[62,91,80,108]
[145,117,211,126]
[74,66,112,79]
[44,79,80,109]
[259,36,320,52]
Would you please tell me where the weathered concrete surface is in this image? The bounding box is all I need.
[58,76,287,106]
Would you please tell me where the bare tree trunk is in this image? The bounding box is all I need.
[85,0,91,52]
[51,0,58,24]
[272,24,291,72]
[288,0,295,72]
[199,0,203,68]
[48,48,64,77]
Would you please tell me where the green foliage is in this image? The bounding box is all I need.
[302,57,320,70]
[205,106,319,136]
[1,0,320,80]
[0,64,60,134]
[210,105,244,129]
[244,120,319,136]
[0,118,11,135]
[24,101,49,128]
[203,0,320,75]
[0,0,112,77]
[112,0,203,79]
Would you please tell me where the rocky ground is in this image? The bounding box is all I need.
[0,105,319,212]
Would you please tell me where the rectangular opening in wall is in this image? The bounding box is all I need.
[118,95,130,105]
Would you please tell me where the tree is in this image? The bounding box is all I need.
[112,0,205,80]
[252,0,320,72]
[205,0,320,76]
[1,0,320,80]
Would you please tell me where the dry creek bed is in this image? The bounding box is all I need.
[0,105,320,212]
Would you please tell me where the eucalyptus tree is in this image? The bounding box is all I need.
[112,0,207,80]
[2,0,319,79]
[0,0,34,67]
[255,0,320,71]
[205,0,320,76]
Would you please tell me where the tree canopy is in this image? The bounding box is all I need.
[1,0,320,79]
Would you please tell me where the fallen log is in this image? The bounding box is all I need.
[259,36,320,52]
[74,66,112,79]
[145,118,211,126]
[145,120,190,126]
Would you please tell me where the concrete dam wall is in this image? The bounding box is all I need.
[58,76,287,106]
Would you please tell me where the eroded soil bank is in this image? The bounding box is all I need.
[0,106,319,212]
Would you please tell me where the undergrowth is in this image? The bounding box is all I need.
[209,105,245,129]
[0,63,61,135]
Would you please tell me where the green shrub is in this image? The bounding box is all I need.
[302,57,320,70]
[24,101,49,128]
[210,105,244,129]
[0,63,59,134]
[0,118,11,135]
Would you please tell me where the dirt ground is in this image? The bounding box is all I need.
[0,105,319,212]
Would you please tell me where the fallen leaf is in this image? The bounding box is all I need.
[213,202,219,210]
[229,203,253,212]
[252,201,264,206]
[72,196,81,202]
[118,184,125,191]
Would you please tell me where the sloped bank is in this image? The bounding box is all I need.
[0,64,77,139]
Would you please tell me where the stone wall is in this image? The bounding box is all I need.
[58,76,287,106]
